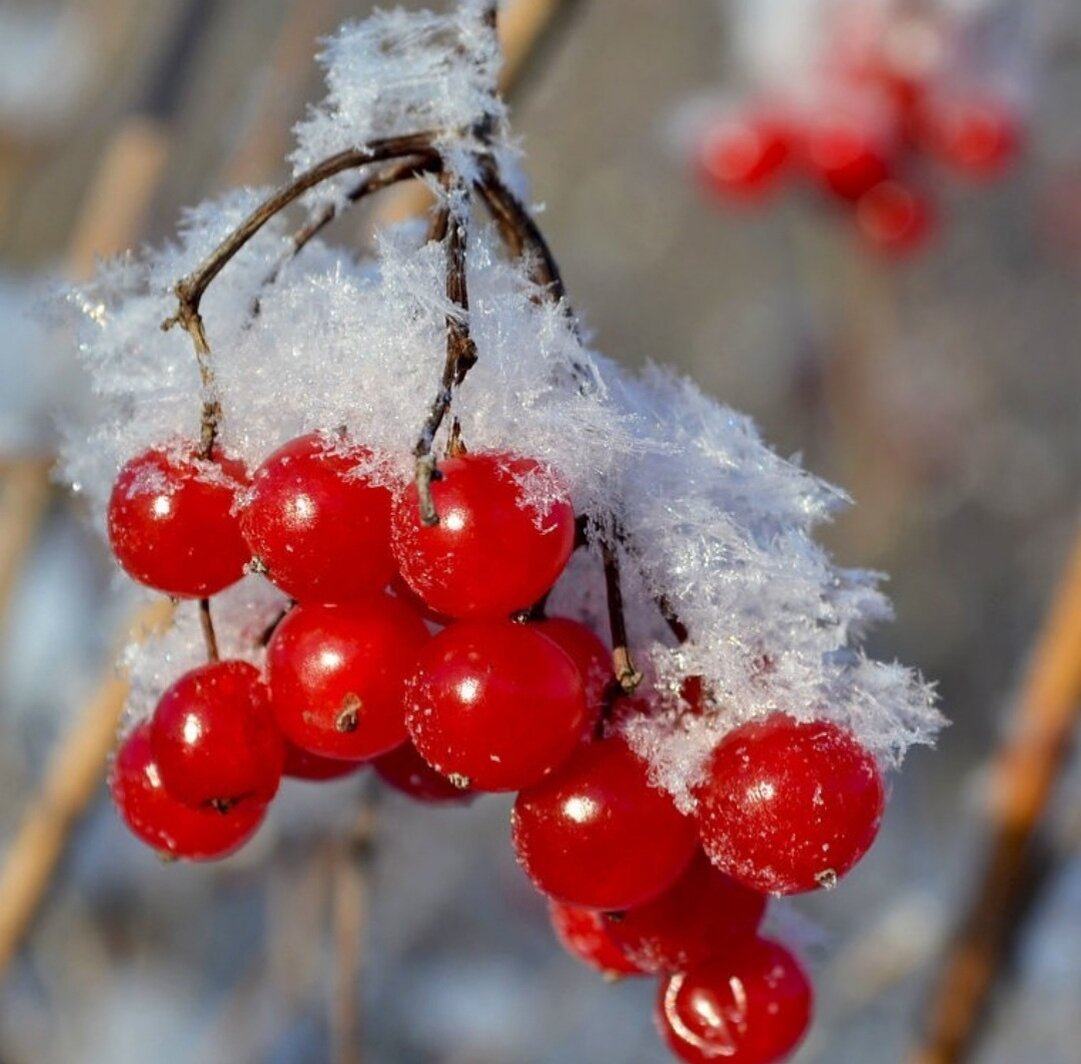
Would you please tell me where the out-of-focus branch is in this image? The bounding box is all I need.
[0,599,174,975]
[907,525,1081,1064]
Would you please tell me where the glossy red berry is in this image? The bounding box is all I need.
[106,442,249,597]
[657,938,813,1064]
[267,595,429,761]
[150,660,283,806]
[405,620,587,791]
[373,741,474,803]
[548,901,645,979]
[241,433,395,602]
[856,180,935,255]
[694,715,885,895]
[512,737,699,910]
[534,617,611,732]
[801,112,894,202]
[110,723,266,860]
[606,850,767,973]
[283,740,364,781]
[391,452,576,620]
[698,112,790,201]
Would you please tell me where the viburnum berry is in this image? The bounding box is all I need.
[694,715,885,895]
[548,901,644,979]
[697,112,791,201]
[267,595,429,761]
[283,739,364,781]
[110,722,266,861]
[405,620,587,791]
[512,736,699,910]
[534,616,611,732]
[657,938,813,1064]
[605,850,767,973]
[391,452,576,620]
[800,111,895,202]
[855,179,935,255]
[373,741,474,803]
[150,660,283,806]
[241,432,396,602]
[106,442,249,598]
[916,94,1020,178]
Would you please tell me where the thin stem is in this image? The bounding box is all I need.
[198,597,220,662]
[906,526,1081,1064]
[413,175,478,525]
[600,532,643,693]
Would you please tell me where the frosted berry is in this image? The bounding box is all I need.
[698,112,790,201]
[150,660,283,806]
[548,901,645,979]
[106,443,249,598]
[606,850,767,973]
[694,715,885,895]
[241,433,395,602]
[373,741,474,803]
[657,938,813,1064]
[283,740,364,781]
[512,737,699,910]
[267,595,429,761]
[391,452,576,619]
[405,620,587,791]
[534,616,611,732]
[110,723,266,861]
[856,180,935,255]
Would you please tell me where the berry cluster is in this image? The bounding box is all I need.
[696,6,1021,255]
[106,428,885,1062]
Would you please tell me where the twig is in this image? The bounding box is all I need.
[198,597,219,662]
[600,532,643,693]
[331,790,380,1064]
[906,526,1081,1064]
[413,175,478,525]
[0,599,174,977]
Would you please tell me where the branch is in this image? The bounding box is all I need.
[906,526,1081,1064]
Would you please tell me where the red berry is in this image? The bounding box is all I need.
[110,723,266,860]
[241,433,395,602]
[548,901,645,979]
[916,94,1020,178]
[150,660,283,806]
[694,715,885,895]
[606,850,767,973]
[267,595,429,761]
[405,620,587,791]
[391,452,576,619]
[534,617,611,732]
[855,180,935,255]
[698,112,790,201]
[801,112,894,201]
[107,443,249,597]
[283,739,364,781]
[373,741,474,803]
[512,737,699,910]
[389,573,453,627]
[657,938,813,1064]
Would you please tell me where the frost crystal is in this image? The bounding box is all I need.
[58,3,941,810]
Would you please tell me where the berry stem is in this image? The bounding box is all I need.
[198,597,220,663]
[600,531,643,693]
[413,174,478,525]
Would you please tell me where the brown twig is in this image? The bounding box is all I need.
[331,789,380,1064]
[906,526,1081,1064]
[413,175,478,525]
[0,600,174,976]
[600,531,643,693]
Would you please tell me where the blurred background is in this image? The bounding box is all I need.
[1,0,1080,1061]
